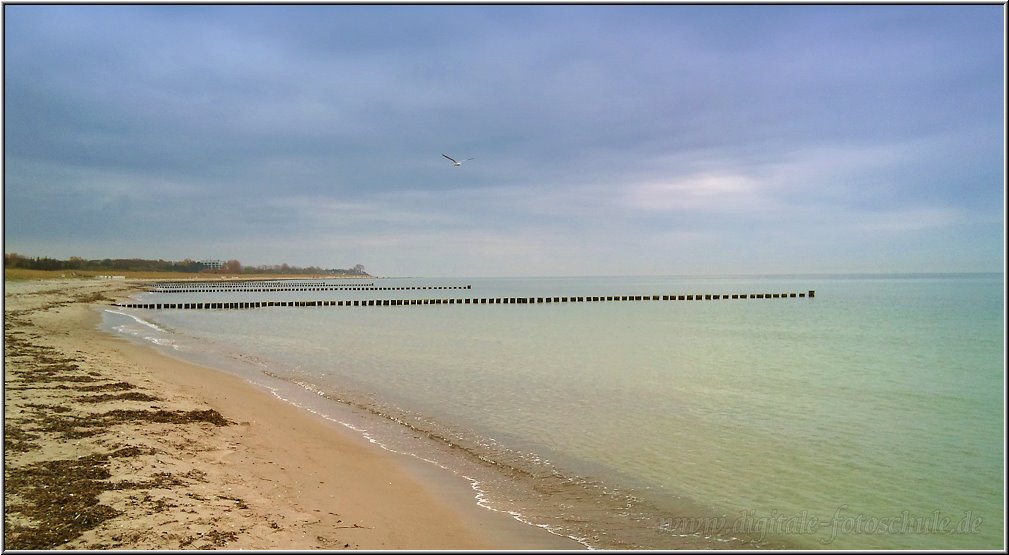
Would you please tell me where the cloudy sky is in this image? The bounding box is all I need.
[4,5,1004,276]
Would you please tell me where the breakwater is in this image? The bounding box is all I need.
[147,281,473,293]
[115,290,815,310]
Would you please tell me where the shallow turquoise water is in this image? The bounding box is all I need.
[104,274,1004,549]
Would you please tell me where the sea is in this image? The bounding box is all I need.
[101,273,1005,550]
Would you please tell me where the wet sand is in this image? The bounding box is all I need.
[3,278,583,550]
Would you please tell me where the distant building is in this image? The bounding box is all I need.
[199,259,223,270]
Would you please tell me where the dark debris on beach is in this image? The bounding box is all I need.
[3,309,237,550]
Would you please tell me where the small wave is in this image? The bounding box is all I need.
[104,309,168,333]
[106,309,181,350]
[143,335,181,350]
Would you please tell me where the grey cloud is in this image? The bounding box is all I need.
[4,5,1002,274]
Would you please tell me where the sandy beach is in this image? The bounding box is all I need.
[3,278,583,550]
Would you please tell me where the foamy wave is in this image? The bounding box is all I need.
[106,309,181,350]
[143,335,181,350]
[104,309,168,333]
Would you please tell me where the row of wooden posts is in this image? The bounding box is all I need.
[149,280,375,288]
[149,283,375,290]
[148,284,472,293]
[115,291,814,310]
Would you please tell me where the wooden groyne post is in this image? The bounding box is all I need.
[114,290,815,310]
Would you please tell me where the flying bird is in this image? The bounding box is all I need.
[442,154,475,167]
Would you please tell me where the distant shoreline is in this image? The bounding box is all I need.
[3,268,373,281]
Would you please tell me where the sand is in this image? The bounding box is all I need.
[3,278,583,550]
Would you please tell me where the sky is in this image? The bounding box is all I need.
[3,4,1005,277]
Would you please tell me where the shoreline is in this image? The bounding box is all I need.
[3,278,583,549]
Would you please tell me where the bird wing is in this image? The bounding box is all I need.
[465,158,475,161]
[442,154,458,164]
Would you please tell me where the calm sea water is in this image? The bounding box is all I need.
[103,274,1004,549]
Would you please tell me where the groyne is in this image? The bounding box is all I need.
[148,282,472,293]
[147,284,472,294]
[115,291,815,310]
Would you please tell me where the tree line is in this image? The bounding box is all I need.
[4,254,369,276]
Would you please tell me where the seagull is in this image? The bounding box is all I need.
[442,154,475,167]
